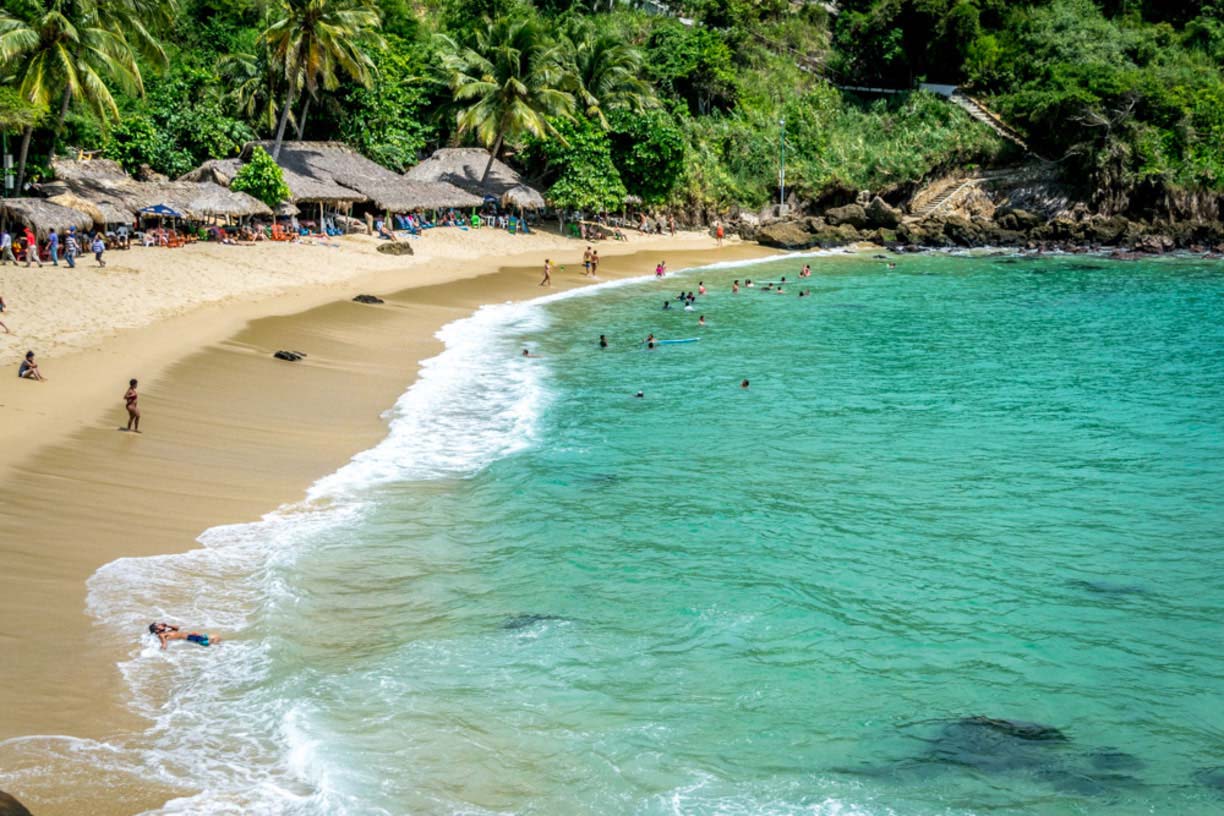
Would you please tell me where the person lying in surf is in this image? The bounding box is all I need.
[149,622,222,649]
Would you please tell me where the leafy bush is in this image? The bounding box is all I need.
[231,146,291,207]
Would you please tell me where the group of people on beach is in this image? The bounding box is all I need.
[1,225,106,268]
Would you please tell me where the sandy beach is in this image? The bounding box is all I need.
[0,227,772,815]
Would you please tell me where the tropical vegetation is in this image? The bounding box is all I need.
[0,0,1220,216]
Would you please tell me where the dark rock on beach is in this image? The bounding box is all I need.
[0,791,34,816]
[377,241,414,256]
[865,196,903,229]
[273,350,306,362]
[352,294,385,304]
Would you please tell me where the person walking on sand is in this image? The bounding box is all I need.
[715,221,724,247]
[0,229,15,266]
[590,250,599,277]
[18,350,45,381]
[92,233,106,267]
[540,259,552,287]
[64,227,79,268]
[123,378,141,432]
[148,622,222,649]
[668,214,676,236]
[23,227,42,267]
[583,246,593,277]
[47,228,59,266]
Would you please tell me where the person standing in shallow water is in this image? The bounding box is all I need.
[124,378,141,432]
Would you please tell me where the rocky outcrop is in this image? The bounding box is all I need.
[756,220,819,250]
[865,196,902,228]
[824,203,868,229]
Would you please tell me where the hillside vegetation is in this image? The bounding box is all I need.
[1,0,1220,218]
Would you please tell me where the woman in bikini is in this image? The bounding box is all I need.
[124,378,141,432]
[149,622,222,649]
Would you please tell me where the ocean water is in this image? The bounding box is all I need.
[21,251,1224,814]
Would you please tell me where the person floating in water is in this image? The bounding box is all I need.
[149,622,222,649]
[634,390,644,398]
[123,378,141,432]
[599,334,608,348]
[663,300,671,310]
[745,279,754,288]
[644,333,656,349]
[698,315,706,327]
[522,348,537,358]
[741,379,750,389]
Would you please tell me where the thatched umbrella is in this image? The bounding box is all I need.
[276,201,300,217]
[501,184,545,211]
[0,198,93,240]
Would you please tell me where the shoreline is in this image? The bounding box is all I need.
[0,232,773,815]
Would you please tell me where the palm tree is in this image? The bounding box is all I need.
[562,21,656,128]
[441,14,575,187]
[0,0,163,192]
[218,47,290,135]
[260,0,383,159]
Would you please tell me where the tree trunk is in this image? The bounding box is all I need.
[295,96,310,141]
[50,88,73,159]
[272,86,295,160]
[479,133,504,189]
[14,126,33,195]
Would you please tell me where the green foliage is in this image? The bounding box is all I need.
[644,22,738,115]
[0,86,45,131]
[339,36,437,171]
[608,107,684,203]
[530,115,626,212]
[231,145,291,207]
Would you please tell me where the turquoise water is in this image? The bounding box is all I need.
[74,253,1224,813]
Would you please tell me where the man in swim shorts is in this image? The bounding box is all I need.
[149,622,222,649]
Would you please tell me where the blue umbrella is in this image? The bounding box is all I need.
[139,204,184,218]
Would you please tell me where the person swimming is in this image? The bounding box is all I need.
[732,280,740,293]
[663,300,671,310]
[741,379,750,389]
[698,315,706,326]
[599,334,608,348]
[148,622,222,649]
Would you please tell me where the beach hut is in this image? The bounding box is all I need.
[0,198,93,240]
[405,148,544,207]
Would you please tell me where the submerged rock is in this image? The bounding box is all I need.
[1194,766,1224,794]
[502,614,568,630]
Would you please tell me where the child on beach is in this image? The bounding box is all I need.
[92,233,106,267]
[18,350,45,381]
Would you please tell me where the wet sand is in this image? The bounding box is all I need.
[0,237,772,815]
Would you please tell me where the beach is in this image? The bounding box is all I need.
[0,227,771,815]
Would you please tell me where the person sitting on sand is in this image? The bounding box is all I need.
[124,378,141,432]
[149,622,221,649]
[18,350,45,381]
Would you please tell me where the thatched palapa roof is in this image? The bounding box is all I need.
[0,198,93,240]
[52,157,271,220]
[177,158,244,187]
[48,192,132,225]
[405,148,545,208]
[240,141,482,210]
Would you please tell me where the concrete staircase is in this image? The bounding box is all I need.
[949,92,1038,157]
